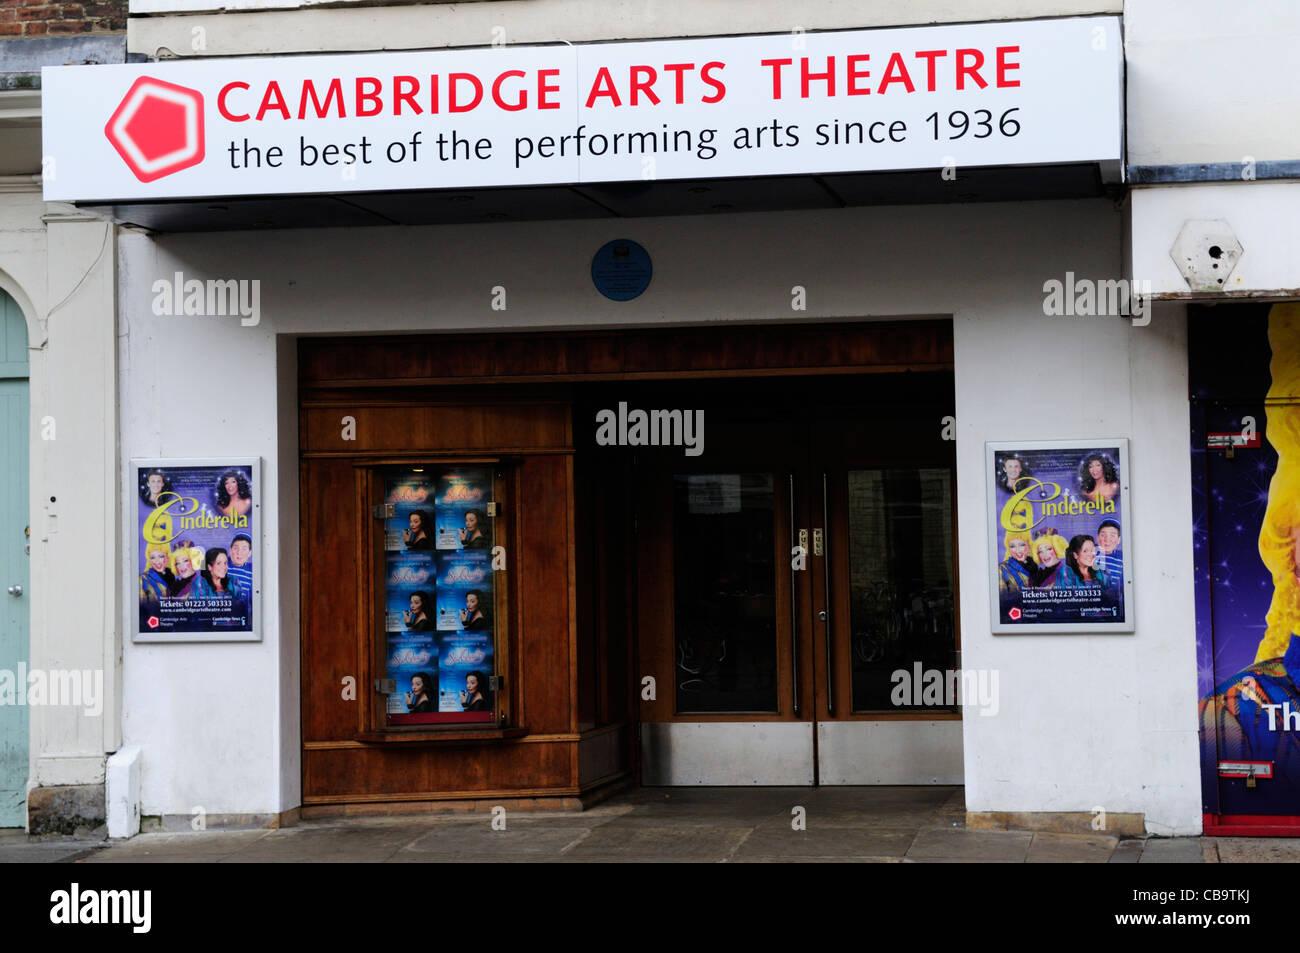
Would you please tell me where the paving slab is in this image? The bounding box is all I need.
[751,808,948,831]
[543,854,718,863]
[733,827,916,860]
[908,856,1026,863]
[397,811,619,830]
[401,824,594,857]
[562,825,751,861]
[0,829,106,863]
[906,827,1033,862]
[211,825,425,863]
[731,855,909,863]
[87,851,242,864]
[1108,839,1144,863]
[1025,832,1119,863]
[598,798,790,827]
[81,830,273,862]
[386,852,600,864]
[0,841,104,863]
[1137,838,1204,863]
[1212,837,1300,863]
[7,788,1293,864]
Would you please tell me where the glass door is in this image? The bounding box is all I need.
[635,399,813,785]
[634,378,958,785]
[821,468,956,714]
[671,473,782,715]
[809,465,960,784]
[803,401,959,784]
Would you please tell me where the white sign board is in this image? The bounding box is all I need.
[42,16,1121,203]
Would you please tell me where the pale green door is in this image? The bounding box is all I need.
[0,291,29,827]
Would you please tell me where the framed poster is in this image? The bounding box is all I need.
[987,439,1133,634]
[132,458,260,642]
[381,465,497,726]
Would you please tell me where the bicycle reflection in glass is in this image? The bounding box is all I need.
[852,582,954,664]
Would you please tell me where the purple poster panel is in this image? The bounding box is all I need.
[988,440,1131,633]
[1193,303,1300,821]
[136,460,258,639]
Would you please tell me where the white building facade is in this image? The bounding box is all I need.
[6,0,1299,837]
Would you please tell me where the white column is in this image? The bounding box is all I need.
[29,211,119,792]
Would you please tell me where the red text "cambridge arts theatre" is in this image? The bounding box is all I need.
[214,45,1022,123]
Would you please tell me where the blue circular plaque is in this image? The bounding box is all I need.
[591,239,652,301]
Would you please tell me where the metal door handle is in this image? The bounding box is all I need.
[788,474,799,718]
[822,472,834,717]
[7,585,22,596]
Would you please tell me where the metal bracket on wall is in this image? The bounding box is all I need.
[1170,219,1244,293]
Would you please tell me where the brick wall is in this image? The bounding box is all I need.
[0,0,126,38]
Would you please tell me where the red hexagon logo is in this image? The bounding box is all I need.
[105,76,205,183]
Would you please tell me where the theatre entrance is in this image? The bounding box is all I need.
[585,373,960,786]
[298,322,956,809]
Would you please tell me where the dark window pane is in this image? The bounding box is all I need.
[672,474,778,713]
[847,469,955,712]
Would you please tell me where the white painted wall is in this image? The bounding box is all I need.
[126,0,1120,57]
[957,295,1196,835]
[117,196,1200,832]
[1127,0,1300,167]
[1129,181,1300,296]
[1124,1,1300,300]
[0,187,119,813]
[118,238,292,817]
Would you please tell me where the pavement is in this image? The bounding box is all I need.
[1,787,1297,863]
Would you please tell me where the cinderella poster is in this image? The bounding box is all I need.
[987,439,1132,633]
[134,458,259,641]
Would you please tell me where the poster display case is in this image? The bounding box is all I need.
[374,464,506,728]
